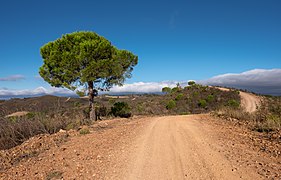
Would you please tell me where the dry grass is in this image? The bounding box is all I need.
[0,109,87,150]
[214,96,281,132]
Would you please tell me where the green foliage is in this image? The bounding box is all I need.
[175,93,184,101]
[162,87,172,94]
[66,122,79,131]
[235,90,240,94]
[172,87,181,93]
[79,128,90,135]
[227,99,240,108]
[76,90,85,97]
[46,171,63,180]
[166,100,176,110]
[206,95,214,102]
[7,116,18,123]
[39,31,138,92]
[192,91,199,97]
[198,99,207,108]
[137,103,144,113]
[111,102,132,118]
[188,81,196,86]
[26,112,36,119]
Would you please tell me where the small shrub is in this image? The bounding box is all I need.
[235,90,240,94]
[65,120,82,130]
[46,171,63,180]
[198,99,207,108]
[166,100,176,110]
[76,90,85,97]
[227,99,240,108]
[206,95,214,102]
[79,128,90,135]
[162,87,172,94]
[7,116,18,123]
[188,81,196,86]
[172,87,181,93]
[192,92,199,97]
[214,107,252,121]
[255,114,281,132]
[111,102,132,118]
[137,103,144,113]
[175,93,184,101]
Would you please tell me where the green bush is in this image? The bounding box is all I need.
[172,87,181,93]
[175,93,184,101]
[79,128,90,135]
[137,103,144,113]
[46,171,63,180]
[166,100,176,110]
[76,90,85,97]
[193,91,199,97]
[111,102,132,118]
[162,87,172,94]
[198,99,207,108]
[227,99,240,108]
[188,81,196,86]
[206,95,214,102]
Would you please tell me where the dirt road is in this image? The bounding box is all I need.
[239,91,261,113]
[215,87,261,112]
[116,115,261,180]
[3,115,278,179]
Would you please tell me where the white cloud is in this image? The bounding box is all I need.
[0,75,25,81]
[110,81,187,93]
[0,87,75,99]
[200,69,281,95]
[0,81,186,99]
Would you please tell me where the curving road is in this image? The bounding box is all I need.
[239,91,261,113]
[215,87,261,113]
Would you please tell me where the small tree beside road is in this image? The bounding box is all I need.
[39,31,138,120]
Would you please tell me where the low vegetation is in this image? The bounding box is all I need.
[214,96,281,132]
[110,102,132,118]
[4,83,280,150]
[166,100,176,110]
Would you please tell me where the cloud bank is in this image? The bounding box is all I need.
[1,69,280,99]
[0,87,75,99]
[200,69,281,95]
[110,81,186,93]
[0,75,25,81]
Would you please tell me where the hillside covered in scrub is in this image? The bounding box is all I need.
[0,85,239,150]
[1,85,281,179]
[1,84,280,151]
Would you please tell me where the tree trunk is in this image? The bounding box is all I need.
[88,81,96,121]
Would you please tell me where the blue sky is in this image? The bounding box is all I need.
[0,0,281,97]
